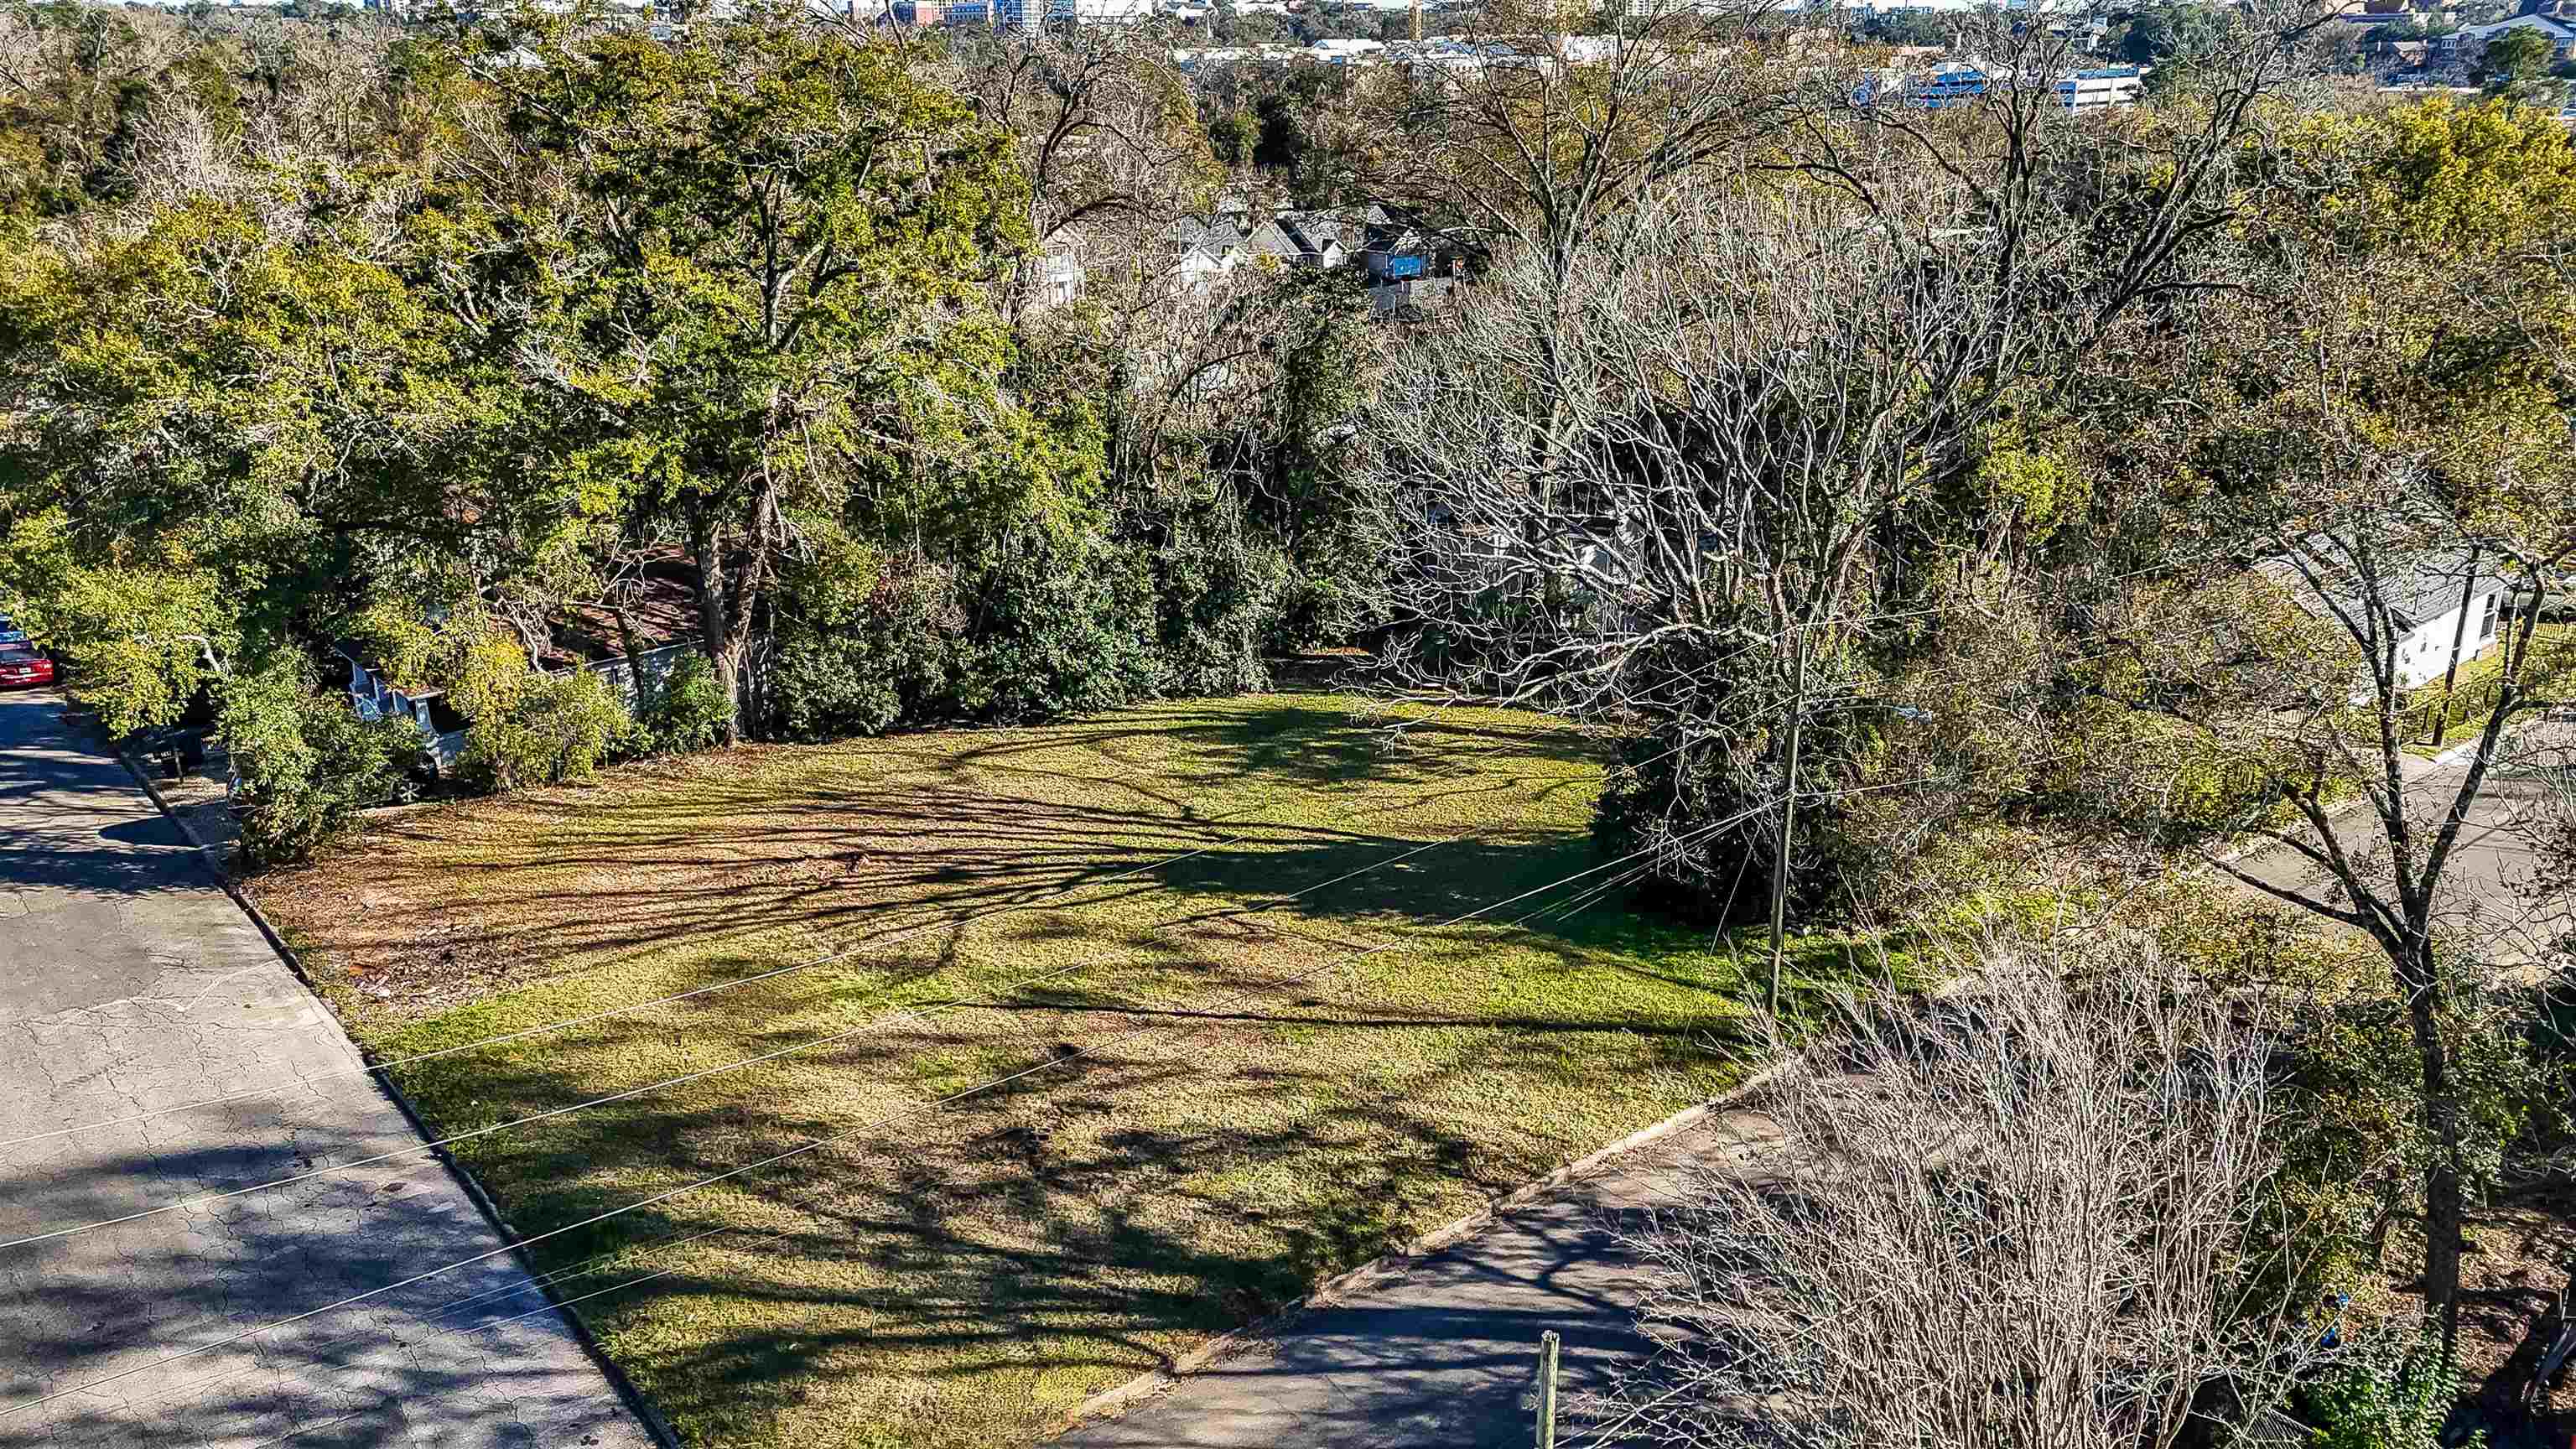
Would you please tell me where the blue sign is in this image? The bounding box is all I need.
[1385,255,1425,279]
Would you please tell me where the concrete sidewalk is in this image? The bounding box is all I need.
[1055,1109,1778,1449]
[0,691,654,1449]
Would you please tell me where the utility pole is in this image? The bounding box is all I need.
[2430,546,2482,746]
[1410,0,1420,43]
[1767,646,1806,1018]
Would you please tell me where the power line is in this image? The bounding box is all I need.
[2,721,1712,1423]
[0,818,1717,1425]
[7,714,1752,1269]
[0,834,1464,1254]
[10,548,2245,1156]
[23,744,2111,1431]
[10,603,2248,1258]
[2,718,1589,1152]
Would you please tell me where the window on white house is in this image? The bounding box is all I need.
[2480,593,2499,641]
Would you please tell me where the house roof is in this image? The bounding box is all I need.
[2459,12,2575,39]
[549,560,704,667]
[1239,217,1304,261]
[1280,209,1385,258]
[1166,214,1244,259]
[332,558,705,685]
[2257,543,2513,634]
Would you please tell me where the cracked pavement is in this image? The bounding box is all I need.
[0,691,653,1449]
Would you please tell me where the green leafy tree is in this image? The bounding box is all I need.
[482,13,1044,741]
[2476,28,2561,101]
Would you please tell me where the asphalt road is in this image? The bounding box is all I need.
[1055,1109,1779,1449]
[0,689,652,1449]
[2225,725,2576,966]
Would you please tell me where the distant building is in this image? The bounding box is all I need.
[2257,545,2515,692]
[1858,60,2143,111]
[2442,11,2576,60]
[1857,61,1991,107]
[1036,240,1085,309]
[2054,65,2143,109]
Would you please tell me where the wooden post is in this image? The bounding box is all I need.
[1535,1330,1561,1449]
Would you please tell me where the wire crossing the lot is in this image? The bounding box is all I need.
[10,738,2126,1430]
[0,833,1462,1253]
[0,818,1724,1425]
[58,743,2022,1436]
[4,543,2262,1156]
[1,705,1789,1254]
[0,716,1602,1153]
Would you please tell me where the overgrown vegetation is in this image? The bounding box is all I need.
[3,0,2572,1443]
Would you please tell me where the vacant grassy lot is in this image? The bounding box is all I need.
[254,695,1830,1449]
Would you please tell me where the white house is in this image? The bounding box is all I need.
[2441,12,2576,62]
[2258,545,2514,692]
[2054,65,2143,110]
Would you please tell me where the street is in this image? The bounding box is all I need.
[2223,726,2576,969]
[0,689,652,1449]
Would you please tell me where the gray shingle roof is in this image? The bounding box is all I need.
[2257,542,2513,633]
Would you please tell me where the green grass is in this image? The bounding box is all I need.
[252,695,1877,1449]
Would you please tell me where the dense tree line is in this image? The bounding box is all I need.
[0,0,1383,850]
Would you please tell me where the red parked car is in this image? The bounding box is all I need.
[0,643,55,688]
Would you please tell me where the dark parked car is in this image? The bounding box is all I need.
[0,642,55,688]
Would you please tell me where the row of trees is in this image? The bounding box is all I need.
[0,1,1388,854]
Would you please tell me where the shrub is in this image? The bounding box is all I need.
[461,667,629,790]
[767,558,963,741]
[949,527,1158,723]
[1148,502,1284,698]
[1592,709,1883,927]
[2303,1333,2480,1449]
[221,663,423,869]
[770,636,905,740]
[640,653,732,753]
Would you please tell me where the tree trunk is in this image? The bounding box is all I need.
[684,505,740,747]
[609,604,652,722]
[2402,936,2465,1354]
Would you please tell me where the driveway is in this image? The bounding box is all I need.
[0,690,653,1449]
[1055,1110,1778,1449]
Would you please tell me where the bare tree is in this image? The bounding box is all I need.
[1598,943,2323,1449]
[1365,0,2330,996]
[1375,166,2058,1004]
[945,26,1220,323]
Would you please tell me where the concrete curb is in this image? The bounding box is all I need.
[113,742,685,1449]
[1056,1056,1794,1435]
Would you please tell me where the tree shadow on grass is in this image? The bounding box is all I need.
[252,699,1613,1031]
[342,901,1887,1449]
[391,1007,1738,1448]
